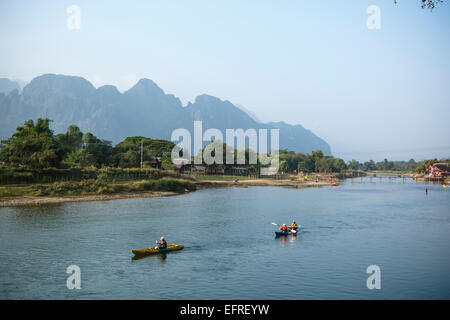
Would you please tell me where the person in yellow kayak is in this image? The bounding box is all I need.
[156,236,167,249]
[290,220,298,232]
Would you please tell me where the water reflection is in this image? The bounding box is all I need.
[276,234,297,248]
[131,252,167,262]
[131,250,184,262]
[289,234,297,247]
[10,204,64,218]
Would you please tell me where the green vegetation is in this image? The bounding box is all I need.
[0,118,61,168]
[350,159,418,172]
[197,140,260,168]
[0,118,176,170]
[195,142,351,177]
[295,150,347,173]
[1,118,447,201]
[280,150,449,176]
[414,159,450,174]
[0,177,196,198]
[113,136,175,169]
[197,143,350,174]
[343,158,450,174]
[0,166,192,185]
[0,118,196,198]
[277,150,348,174]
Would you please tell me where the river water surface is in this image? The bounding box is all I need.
[0,177,449,299]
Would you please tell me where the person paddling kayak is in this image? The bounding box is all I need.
[290,220,298,232]
[156,237,167,249]
[280,224,289,232]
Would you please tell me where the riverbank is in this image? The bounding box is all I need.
[0,175,336,207]
[364,171,447,183]
[196,178,334,189]
[0,177,196,207]
[0,191,179,207]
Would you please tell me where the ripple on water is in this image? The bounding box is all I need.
[0,179,449,299]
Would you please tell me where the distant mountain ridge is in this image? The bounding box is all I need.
[0,74,331,155]
[0,78,21,95]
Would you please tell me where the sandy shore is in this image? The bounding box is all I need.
[0,178,335,208]
[196,178,334,189]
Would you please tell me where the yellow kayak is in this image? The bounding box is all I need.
[131,244,184,255]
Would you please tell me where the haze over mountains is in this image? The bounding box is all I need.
[0,78,22,95]
[0,74,331,155]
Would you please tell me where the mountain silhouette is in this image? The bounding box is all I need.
[0,74,331,155]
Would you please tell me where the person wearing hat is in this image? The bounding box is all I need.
[156,236,167,249]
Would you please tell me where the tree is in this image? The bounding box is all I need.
[316,158,330,173]
[363,160,377,171]
[395,0,443,10]
[113,136,176,169]
[328,157,347,172]
[55,126,114,168]
[298,156,315,173]
[279,149,305,172]
[420,0,442,10]
[82,133,114,167]
[62,149,96,167]
[56,125,83,155]
[118,149,140,168]
[416,158,438,174]
[378,158,394,171]
[311,150,324,162]
[279,160,289,173]
[347,159,361,171]
[0,118,60,168]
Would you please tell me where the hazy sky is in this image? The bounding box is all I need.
[1,0,449,161]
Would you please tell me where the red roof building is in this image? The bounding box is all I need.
[427,163,449,177]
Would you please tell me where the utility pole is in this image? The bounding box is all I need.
[140,139,144,169]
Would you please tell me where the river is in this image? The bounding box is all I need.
[0,176,449,299]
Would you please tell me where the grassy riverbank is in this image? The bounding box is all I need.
[0,172,340,207]
[0,177,196,197]
[0,177,197,207]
